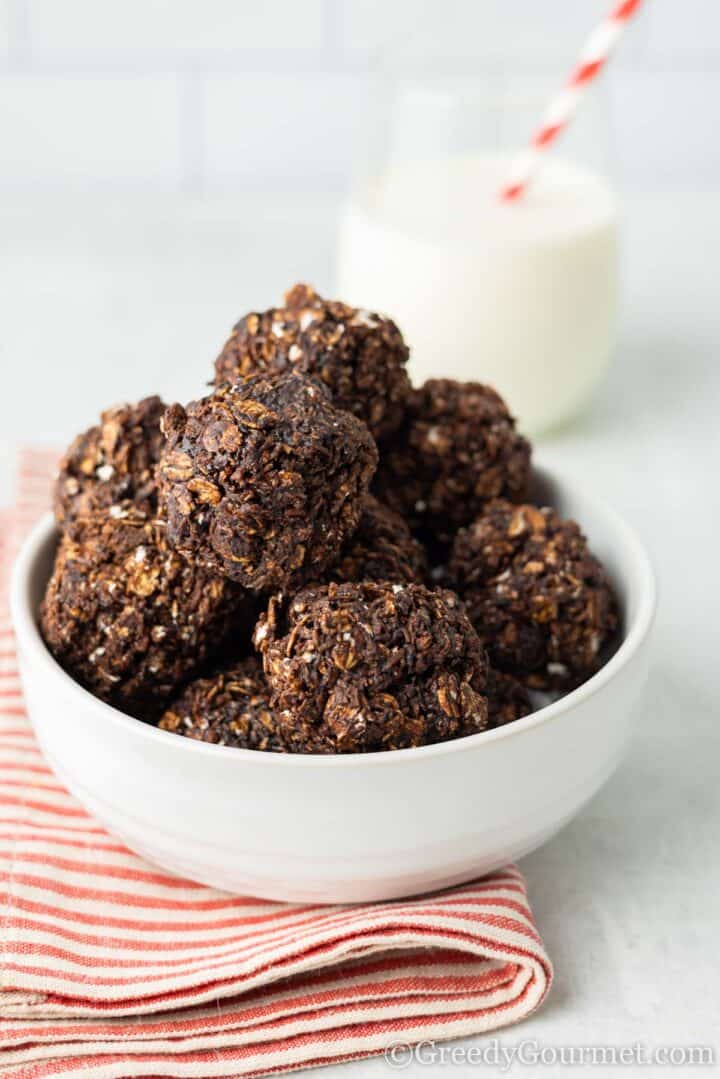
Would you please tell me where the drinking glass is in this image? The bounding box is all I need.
[336,48,618,433]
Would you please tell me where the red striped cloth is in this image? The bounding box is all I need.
[0,449,552,1078]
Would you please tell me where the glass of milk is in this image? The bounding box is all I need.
[337,71,618,434]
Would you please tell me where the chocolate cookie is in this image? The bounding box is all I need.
[40,510,250,718]
[55,396,166,538]
[254,581,488,753]
[159,657,282,751]
[213,283,411,441]
[323,495,427,586]
[486,668,533,729]
[449,500,618,689]
[159,372,378,592]
[375,380,531,546]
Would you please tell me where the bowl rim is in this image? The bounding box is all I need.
[10,465,656,770]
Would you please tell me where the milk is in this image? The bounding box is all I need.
[337,154,618,433]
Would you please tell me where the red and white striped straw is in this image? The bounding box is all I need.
[500,0,643,201]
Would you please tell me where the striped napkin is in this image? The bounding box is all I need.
[0,450,552,1078]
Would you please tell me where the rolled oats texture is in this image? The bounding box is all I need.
[375,379,532,546]
[214,283,412,441]
[159,372,378,592]
[159,656,283,751]
[40,510,252,719]
[449,499,618,690]
[54,395,166,539]
[254,580,489,753]
[321,495,427,586]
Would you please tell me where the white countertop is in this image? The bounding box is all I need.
[1,191,718,1076]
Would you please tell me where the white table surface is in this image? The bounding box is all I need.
[1,191,718,1076]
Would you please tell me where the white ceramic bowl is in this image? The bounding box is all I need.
[11,467,655,904]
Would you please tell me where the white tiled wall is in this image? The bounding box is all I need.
[0,73,183,185]
[341,0,628,59]
[0,0,717,194]
[24,0,328,57]
[0,4,9,61]
[202,72,368,191]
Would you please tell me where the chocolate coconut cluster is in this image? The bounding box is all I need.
[42,283,618,751]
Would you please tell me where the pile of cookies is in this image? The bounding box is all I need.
[41,284,618,754]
